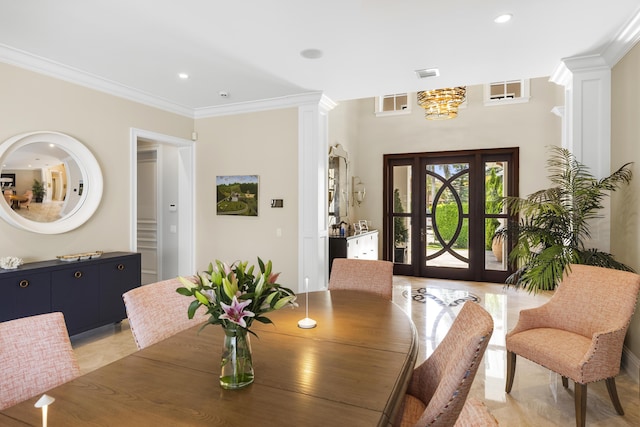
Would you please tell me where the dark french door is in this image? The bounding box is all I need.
[383,148,518,282]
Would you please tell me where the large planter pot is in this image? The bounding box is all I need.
[394,246,406,263]
[491,238,503,262]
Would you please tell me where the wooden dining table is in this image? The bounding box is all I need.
[0,290,418,427]
[7,194,28,209]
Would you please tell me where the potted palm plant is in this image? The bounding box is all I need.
[495,146,633,293]
[32,179,46,203]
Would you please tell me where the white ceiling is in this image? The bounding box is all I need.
[1,1,639,117]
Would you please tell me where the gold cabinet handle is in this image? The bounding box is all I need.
[19,279,29,288]
[117,264,125,271]
[74,271,82,279]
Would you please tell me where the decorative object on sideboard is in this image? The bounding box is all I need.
[56,251,104,262]
[353,220,369,235]
[0,256,24,269]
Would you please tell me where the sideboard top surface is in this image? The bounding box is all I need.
[0,252,139,278]
[328,229,378,241]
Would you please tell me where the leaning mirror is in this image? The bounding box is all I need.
[328,144,348,220]
[0,131,103,234]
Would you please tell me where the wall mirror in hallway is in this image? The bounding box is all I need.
[0,131,103,234]
[328,143,349,224]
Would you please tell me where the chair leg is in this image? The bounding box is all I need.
[574,383,587,427]
[505,351,516,393]
[562,376,569,388]
[605,377,624,415]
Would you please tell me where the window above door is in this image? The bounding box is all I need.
[375,93,413,117]
[483,79,530,106]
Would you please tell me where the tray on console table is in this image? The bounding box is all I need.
[0,251,141,336]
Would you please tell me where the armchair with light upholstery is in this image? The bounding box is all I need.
[123,277,209,350]
[0,312,80,410]
[21,190,33,209]
[328,258,394,300]
[395,302,494,427]
[505,264,640,427]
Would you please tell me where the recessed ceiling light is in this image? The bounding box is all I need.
[300,48,323,59]
[494,13,512,24]
[178,72,189,79]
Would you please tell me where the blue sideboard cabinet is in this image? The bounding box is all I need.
[0,251,141,335]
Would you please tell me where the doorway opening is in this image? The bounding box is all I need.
[130,129,195,284]
[383,148,518,283]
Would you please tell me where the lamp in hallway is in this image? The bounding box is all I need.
[352,176,366,206]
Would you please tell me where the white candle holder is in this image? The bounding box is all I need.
[298,277,316,329]
[35,394,55,427]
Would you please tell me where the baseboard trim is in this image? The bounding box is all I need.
[621,345,639,384]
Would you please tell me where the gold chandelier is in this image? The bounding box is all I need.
[417,87,466,120]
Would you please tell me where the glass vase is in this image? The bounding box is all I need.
[219,324,254,389]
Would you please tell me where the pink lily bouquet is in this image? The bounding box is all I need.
[176,258,298,336]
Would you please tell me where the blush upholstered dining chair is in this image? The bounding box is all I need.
[123,276,209,350]
[505,264,640,427]
[395,301,494,427]
[0,312,81,410]
[328,258,394,300]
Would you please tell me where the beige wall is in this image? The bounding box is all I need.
[0,62,193,261]
[193,109,299,290]
[612,42,640,357]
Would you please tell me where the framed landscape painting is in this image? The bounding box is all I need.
[216,175,259,216]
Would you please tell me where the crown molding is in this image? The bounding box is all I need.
[193,92,331,119]
[0,44,196,118]
[0,43,335,120]
[601,8,640,67]
[550,7,640,86]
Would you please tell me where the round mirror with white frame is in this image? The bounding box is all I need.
[0,131,103,234]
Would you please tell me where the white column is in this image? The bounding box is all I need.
[298,96,336,292]
[551,55,612,251]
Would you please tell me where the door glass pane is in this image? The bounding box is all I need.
[485,161,508,271]
[393,166,411,213]
[425,163,469,269]
[392,165,411,265]
[393,217,411,264]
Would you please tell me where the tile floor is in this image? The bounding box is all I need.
[70,276,640,426]
[10,200,63,222]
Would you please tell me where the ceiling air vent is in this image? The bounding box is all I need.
[415,68,440,79]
